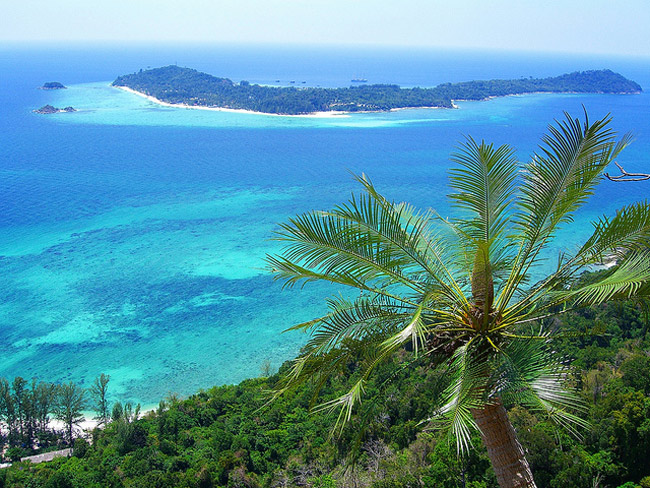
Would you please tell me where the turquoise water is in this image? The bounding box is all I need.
[1,44,649,405]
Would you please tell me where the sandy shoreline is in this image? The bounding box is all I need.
[115,85,457,117]
[115,85,350,118]
[48,405,158,439]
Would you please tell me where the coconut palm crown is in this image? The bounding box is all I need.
[268,112,650,488]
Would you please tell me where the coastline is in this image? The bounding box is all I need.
[115,85,350,118]
[115,85,459,116]
[117,85,636,117]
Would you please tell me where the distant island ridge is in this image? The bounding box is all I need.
[112,66,642,115]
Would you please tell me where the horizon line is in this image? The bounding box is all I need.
[1,40,648,60]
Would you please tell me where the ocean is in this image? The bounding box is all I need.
[1,43,649,405]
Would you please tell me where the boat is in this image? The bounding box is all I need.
[351,78,368,83]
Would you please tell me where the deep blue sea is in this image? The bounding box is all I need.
[1,43,649,406]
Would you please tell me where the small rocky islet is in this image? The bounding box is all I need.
[40,82,67,90]
[35,82,75,113]
[34,105,76,114]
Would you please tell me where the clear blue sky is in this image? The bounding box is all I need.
[3,0,649,57]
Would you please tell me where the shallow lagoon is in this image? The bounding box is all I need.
[1,45,649,405]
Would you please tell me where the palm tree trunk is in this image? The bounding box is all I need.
[471,399,537,488]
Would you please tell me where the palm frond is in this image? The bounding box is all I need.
[267,255,427,310]
[313,379,366,435]
[381,302,428,356]
[495,339,588,437]
[498,112,632,309]
[517,112,616,240]
[504,201,650,320]
[349,174,469,303]
[310,336,422,436]
[424,344,487,455]
[551,251,650,307]
[269,178,470,308]
[271,211,424,293]
[573,201,650,266]
[449,137,518,244]
[301,295,411,355]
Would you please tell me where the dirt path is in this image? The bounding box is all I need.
[21,448,71,464]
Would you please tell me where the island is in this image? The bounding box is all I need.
[112,66,642,115]
[34,105,76,114]
[40,82,66,90]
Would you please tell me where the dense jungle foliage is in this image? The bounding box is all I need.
[1,270,649,488]
[112,67,641,114]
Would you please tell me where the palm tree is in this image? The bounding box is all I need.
[268,112,650,488]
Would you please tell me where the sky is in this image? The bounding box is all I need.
[3,0,650,57]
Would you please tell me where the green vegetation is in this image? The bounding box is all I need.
[54,382,87,445]
[91,373,111,427]
[0,373,140,461]
[268,112,650,487]
[0,296,648,487]
[0,377,85,458]
[112,66,641,115]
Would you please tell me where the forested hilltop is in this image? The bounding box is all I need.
[1,275,649,487]
[112,66,641,115]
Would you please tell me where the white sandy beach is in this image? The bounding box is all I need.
[48,405,158,440]
[115,85,350,118]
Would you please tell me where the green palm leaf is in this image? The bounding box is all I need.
[270,180,468,305]
[449,137,518,245]
[552,251,650,307]
[494,339,588,436]
[425,344,487,455]
[574,201,650,265]
[301,295,410,355]
[313,379,366,435]
[348,174,469,303]
[498,112,631,309]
